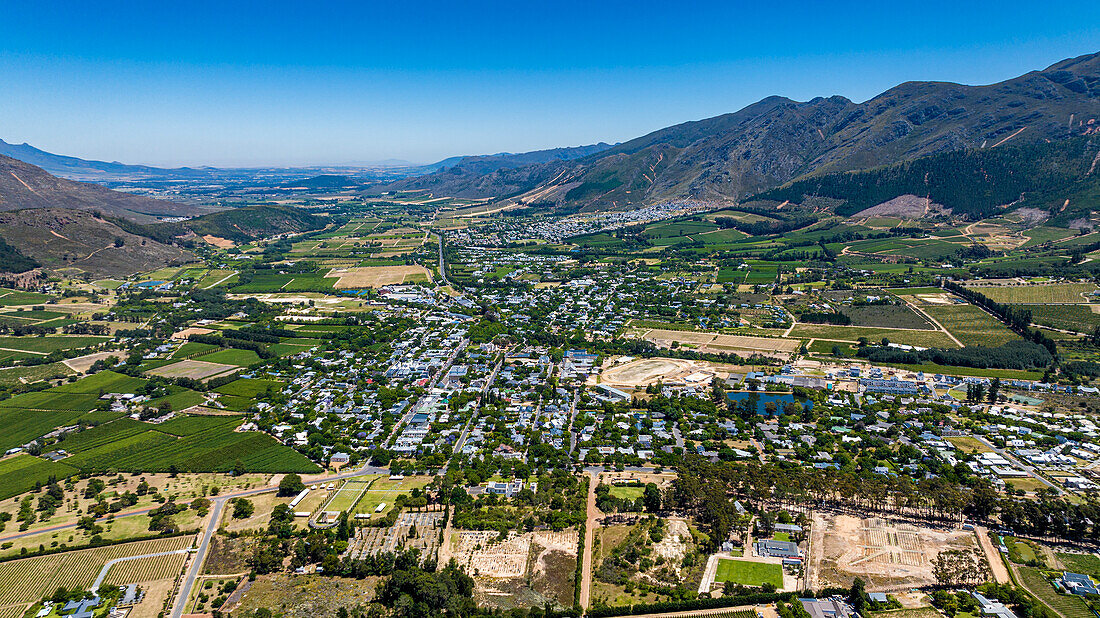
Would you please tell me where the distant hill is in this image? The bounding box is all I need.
[383,51,1100,215]
[0,154,201,222]
[377,143,614,196]
[0,208,193,277]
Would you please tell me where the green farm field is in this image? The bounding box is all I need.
[1057,553,1100,580]
[215,378,284,398]
[199,348,262,366]
[967,283,1098,304]
[922,304,1019,346]
[0,409,87,452]
[1016,566,1092,618]
[0,362,74,386]
[840,304,934,329]
[1022,304,1100,334]
[0,454,79,500]
[52,412,318,474]
[787,324,958,348]
[0,536,194,607]
[0,335,108,353]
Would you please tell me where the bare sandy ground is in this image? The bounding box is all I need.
[147,360,237,381]
[602,357,724,388]
[808,512,979,592]
[325,265,433,288]
[639,329,799,359]
[62,351,118,373]
[202,235,235,248]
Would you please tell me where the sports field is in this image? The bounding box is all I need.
[325,478,377,513]
[713,559,783,588]
[351,476,432,517]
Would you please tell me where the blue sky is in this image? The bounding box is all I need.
[2,1,1099,167]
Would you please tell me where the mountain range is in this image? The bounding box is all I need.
[376,51,1100,213]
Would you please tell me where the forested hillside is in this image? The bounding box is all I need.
[754,137,1100,220]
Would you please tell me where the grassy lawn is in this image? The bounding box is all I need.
[946,436,993,454]
[1006,537,1040,565]
[609,486,644,500]
[1004,477,1051,495]
[713,559,783,588]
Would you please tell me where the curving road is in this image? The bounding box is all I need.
[93,547,194,591]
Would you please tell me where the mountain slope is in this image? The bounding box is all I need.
[0,209,193,276]
[385,51,1100,211]
[754,136,1100,222]
[0,155,200,222]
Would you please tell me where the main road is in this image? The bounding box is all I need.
[169,497,226,618]
[447,351,506,468]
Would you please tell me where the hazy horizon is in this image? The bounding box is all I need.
[3,0,1099,167]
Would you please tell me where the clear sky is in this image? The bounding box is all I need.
[2,1,1099,167]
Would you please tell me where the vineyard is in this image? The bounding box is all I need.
[0,454,78,501]
[155,415,240,436]
[51,411,319,474]
[0,536,193,606]
[57,418,149,453]
[103,553,188,586]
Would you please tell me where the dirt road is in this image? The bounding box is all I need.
[975,526,1011,584]
[625,604,775,618]
[579,470,599,610]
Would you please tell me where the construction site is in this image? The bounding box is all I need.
[448,529,578,610]
[808,513,982,591]
[343,510,444,563]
